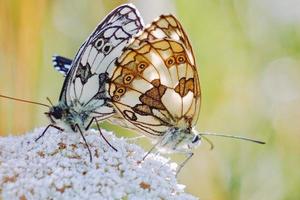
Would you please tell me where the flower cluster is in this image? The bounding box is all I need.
[0,127,198,200]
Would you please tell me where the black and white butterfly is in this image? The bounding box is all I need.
[38,4,144,161]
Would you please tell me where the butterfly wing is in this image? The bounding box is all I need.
[52,55,72,76]
[59,4,144,120]
[131,15,194,66]
[109,15,201,137]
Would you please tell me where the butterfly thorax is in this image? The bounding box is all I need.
[157,127,201,154]
[47,103,91,132]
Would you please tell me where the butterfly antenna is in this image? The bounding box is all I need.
[0,94,50,108]
[201,135,214,150]
[198,132,265,144]
[46,97,54,106]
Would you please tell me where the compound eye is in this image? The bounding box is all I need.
[192,135,200,143]
[51,107,63,119]
[95,38,104,50]
[53,113,61,119]
[102,43,113,54]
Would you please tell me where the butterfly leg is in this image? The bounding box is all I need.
[176,152,194,176]
[35,124,64,142]
[75,124,92,162]
[143,139,161,161]
[89,117,117,152]
[85,117,95,131]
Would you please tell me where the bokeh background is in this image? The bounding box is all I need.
[1,0,300,199]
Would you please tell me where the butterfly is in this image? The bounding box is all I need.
[107,14,265,173]
[36,4,144,161]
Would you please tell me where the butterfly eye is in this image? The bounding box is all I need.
[95,38,104,50]
[51,106,63,119]
[192,135,200,143]
[165,56,175,67]
[102,43,113,54]
[176,55,186,64]
[137,62,148,72]
[123,74,134,84]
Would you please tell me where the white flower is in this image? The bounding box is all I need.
[0,127,198,200]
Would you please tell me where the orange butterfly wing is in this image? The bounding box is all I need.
[109,15,201,137]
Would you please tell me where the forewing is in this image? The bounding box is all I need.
[59,4,144,118]
[130,15,200,125]
[139,14,200,125]
[109,15,200,136]
[131,15,194,66]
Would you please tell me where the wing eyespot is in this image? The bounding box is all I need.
[117,88,124,93]
[114,86,126,96]
[123,74,135,84]
[112,86,126,101]
[176,54,186,64]
[102,43,113,55]
[95,38,104,50]
[113,95,120,101]
[137,62,148,72]
[165,56,175,67]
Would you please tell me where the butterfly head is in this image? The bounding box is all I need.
[46,106,64,124]
[182,127,201,150]
[159,127,201,153]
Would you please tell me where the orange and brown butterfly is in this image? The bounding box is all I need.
[108,15,200,170]
[108,15,264,173]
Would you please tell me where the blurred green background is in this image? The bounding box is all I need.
[1,0,300,199]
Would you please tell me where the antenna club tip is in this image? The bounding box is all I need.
[258,141,266,145]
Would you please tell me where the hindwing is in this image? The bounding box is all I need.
[52,55,72,76]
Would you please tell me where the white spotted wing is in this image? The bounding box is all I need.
[59,4,144,122]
